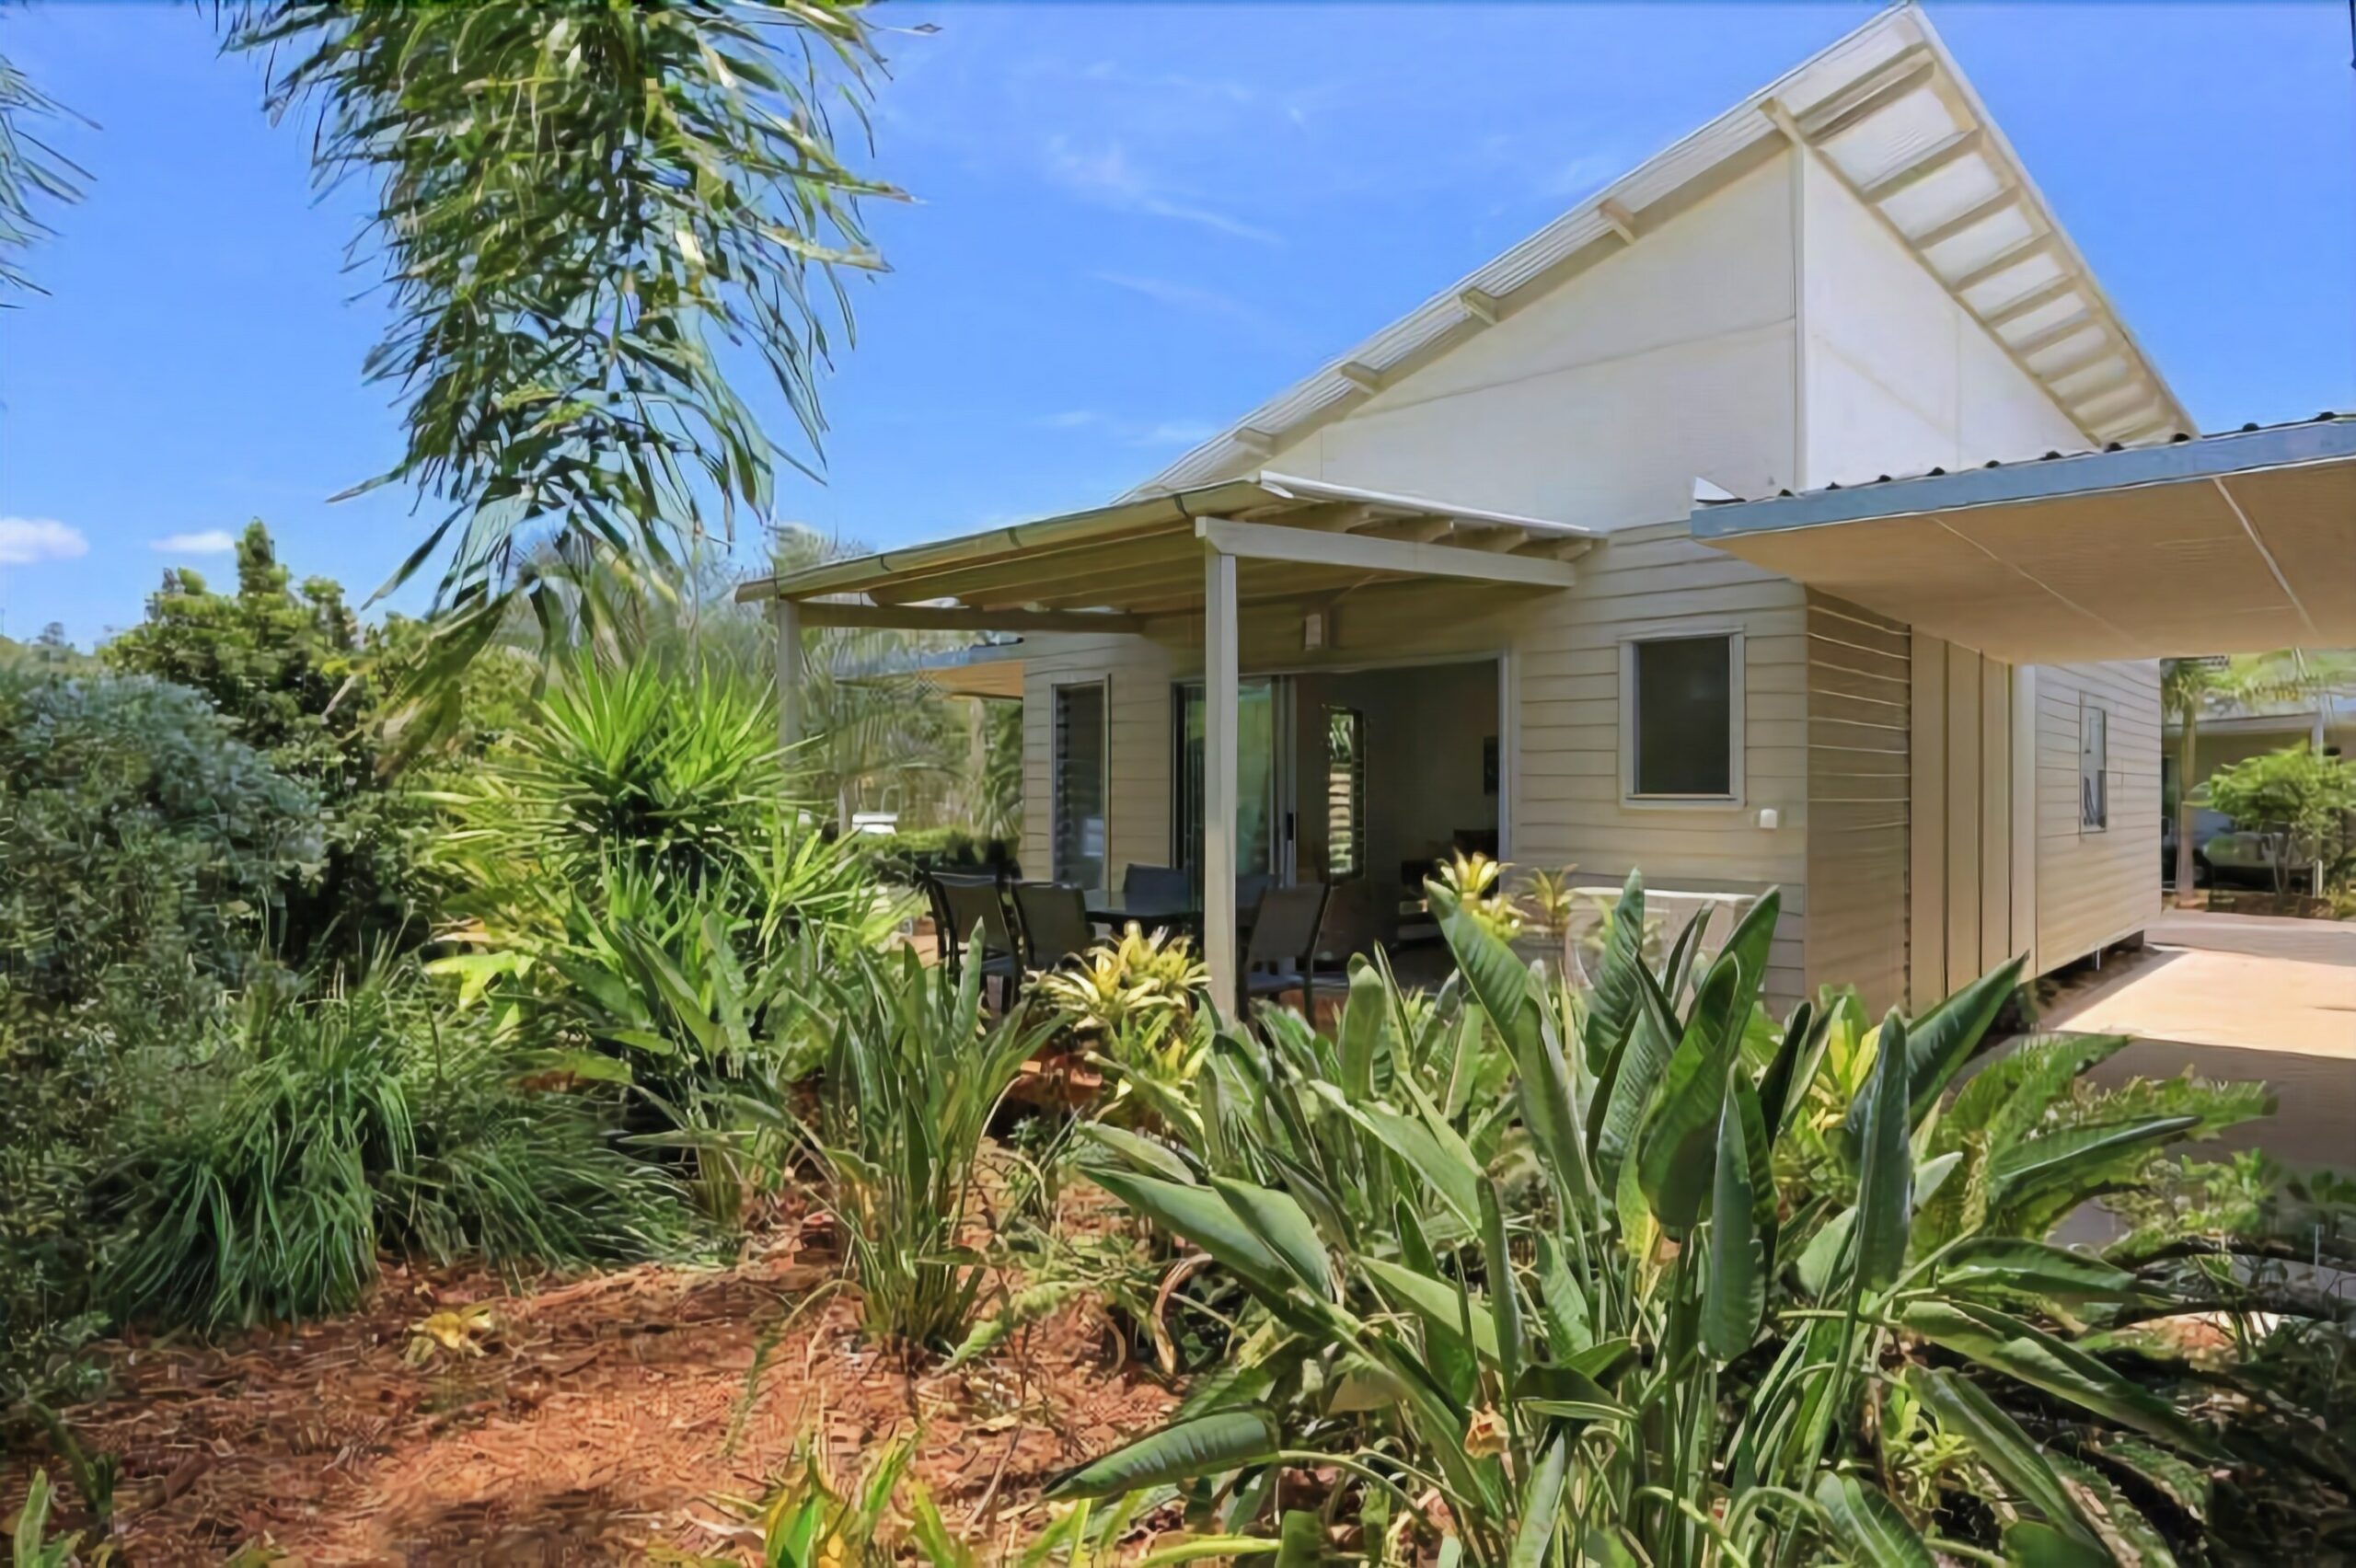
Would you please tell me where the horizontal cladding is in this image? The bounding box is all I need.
[2033,660,2161,970]
[1804,594,1911,1015]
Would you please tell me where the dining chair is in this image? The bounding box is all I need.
[1307,879,1384,999]
[1242,881,1330,1011]
[1122,863,1191,908]
[932,871,1022,1008]
[1012,881,1095,974]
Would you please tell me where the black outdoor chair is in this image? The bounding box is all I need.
[1122,863,1191,907]
[930,870,1022,1008]
[1012,881,1095,974]
[1242,881,1330,1011]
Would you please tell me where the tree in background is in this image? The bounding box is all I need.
[2204,743,2356,897]
[2162,651,2354,896]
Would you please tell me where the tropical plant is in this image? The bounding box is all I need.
[655,1427,977,1568]
[2203,742,2356,896]
[103,969,684,1332]
[1034,926,1211,1124]
[769,949,1050,1352]
[1434,849,1522,942]
[1063,870,2296,1565]
[2162,651,2355,894]
[6,1469,108,1568]
[1519,866,1579,942]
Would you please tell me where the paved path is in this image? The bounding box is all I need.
[2038,910,2356,1171]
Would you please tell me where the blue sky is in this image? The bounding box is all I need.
[3,2,2350,649]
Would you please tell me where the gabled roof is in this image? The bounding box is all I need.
[1129,3,2191,501]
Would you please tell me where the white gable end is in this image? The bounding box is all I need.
[1259,155,1800,531]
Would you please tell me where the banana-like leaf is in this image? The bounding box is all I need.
[1902,1300,2227,1458]
[1338,961,1388,1104]
[1937,1239,2145,1305]
[1714,886,1782,1022]
[1635,962,1745,1234]
[1310,1084,1480,1230]
[1597,960,1695,1176]
[1988,1117,2200,1211]
[1905,1366,2096,1549]
[2000,1521,2113,1568]
[1214,1176,1335,1301]
[1275,1508,1325,1568]
[1045,1409,1281,1500]
[1757,996,1827,1140]
[1703,1064,1765,1361]
[1854,955,2025,1145]
[1536,1231,1591,1355]
[1362,1256,1502,1365]
[1090,1169,1294,1306]
[1509,1434,1570,1568]
[1813,1471,1934,1567]
[1078,1123,1196,1185]
[1853,1010,1913,1292]
[1479,1178,1528,1390]
[1580,869,1646,1073]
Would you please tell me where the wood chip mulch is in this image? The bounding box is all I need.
[1,1235,1180,1566]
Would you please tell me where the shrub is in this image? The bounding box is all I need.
[2204,742,2356,895]
[850,825,1021,882]
[105,970,685,1332]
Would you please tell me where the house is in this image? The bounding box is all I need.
[740,4,2356,1014]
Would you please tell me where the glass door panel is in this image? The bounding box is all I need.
[1173,678,1281,884]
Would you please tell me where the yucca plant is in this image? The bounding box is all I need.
[1061,870,2274,1566]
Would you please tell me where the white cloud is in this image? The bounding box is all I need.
[149,530,239,555]
[0,517,89,567]
[1044,137,1282,246]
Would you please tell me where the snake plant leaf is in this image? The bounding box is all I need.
[1213,1176,1335,1300]
[1999,1521,2114,1568]
[1938,1239,2146,1306]
[1508,1433,1571,1568]
[1987,1116,2201,1213]
[1634,960,1744,1233]
[1580,870,1646,1072]
[1045,1409,1281,1500]
[1813,1471,1935,1567]
[1703,1064,1766,1361]
[1077,1123,1196,1185]
[1089,1169,1293,1305]
[1902,1300,2228,1458]
[1904,1366,2096,1548]
[1853,1009,1913,1292]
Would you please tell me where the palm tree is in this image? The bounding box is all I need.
[2163,650,2354,895]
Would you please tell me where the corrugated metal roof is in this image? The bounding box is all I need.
[1126,2,2191,502]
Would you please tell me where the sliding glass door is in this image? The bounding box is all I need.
[1172,678,1286,884]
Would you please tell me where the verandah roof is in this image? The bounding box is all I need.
[734,472,1594,629]
[1691,415,2356,663]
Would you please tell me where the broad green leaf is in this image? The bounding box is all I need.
[1938,1239,2144,1306]
[1580,869,1646,1073]
[1045,1409,1281,1500]
[1089,1169,1293,1305]
[1877,955,2027,1136]
[1362,1257,1501,1364]
[2000,1521,2112,1568]
[1275,1508,1325,1568]
[1480,1178,1527,1398]
[1813,1471,1934,1567]
[1988,1117,2200,1211]
[1535,1232,1591,1355]
[1077,1123,1196,1185]
[1597,960,1691,1175]
[1712,886,1782,1023]
[1214,1176,1335,1300]
[1509,1434,1570,1568]
[1756,996,1827,1140]
[1902,1300,2226,1458]
[1906,1366,2095,1549]
[1313,1086,1480,1229]
[1338,961,1387,1103]
[1853,1009,1913,1292]
[1635,961,1744,1233]
[1703,1064,1765,1361]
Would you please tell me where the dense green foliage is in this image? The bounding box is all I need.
[851,824,1022,881]
[2204,742,2356,894]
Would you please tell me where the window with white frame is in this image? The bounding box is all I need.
[1053,682,1109,886]
[1623,631,1743,801]
[2079,702,2108,832]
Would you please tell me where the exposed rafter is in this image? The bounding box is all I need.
[1980,275,2080,331]
[1856,127,1985,204]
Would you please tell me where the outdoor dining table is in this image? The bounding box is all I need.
[1082,889,1203,936]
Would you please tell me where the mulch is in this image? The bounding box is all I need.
[1,1226,1181,1565]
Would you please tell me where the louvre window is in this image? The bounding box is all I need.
[1053,683,1108,886]
[2080,703,2108,831]
[1324,705,1367,881]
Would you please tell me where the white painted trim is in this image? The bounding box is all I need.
[772,599,803,752]
[1618,626,1749,809]
[1193,517,1581,589]
[1496,646,1519,863]
[1203,550,1241,1015]
[2010,663,2038,974]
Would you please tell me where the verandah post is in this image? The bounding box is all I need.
[1203,546,1240,1015]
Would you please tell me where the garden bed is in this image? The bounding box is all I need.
[1,1227,1178,1564]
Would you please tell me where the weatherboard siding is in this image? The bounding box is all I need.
[1803,594,1911,1016]
[2034,660,2162,970]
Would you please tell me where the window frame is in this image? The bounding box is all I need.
[1322,703,1368,882]
[1050,677,1113,886]
[1618,626,1746,809]
[2078,698,2109,835]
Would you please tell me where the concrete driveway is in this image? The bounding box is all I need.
[2038,909,2356,1171]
